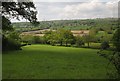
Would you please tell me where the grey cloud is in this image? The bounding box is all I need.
[35,1,118,21]
[11,0,118,22]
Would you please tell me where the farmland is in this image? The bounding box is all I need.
[21,29,89,37]
[2,45,115,79]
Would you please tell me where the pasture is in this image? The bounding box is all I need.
[3,45,114,79]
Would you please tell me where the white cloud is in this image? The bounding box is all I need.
[12,0,119,22]
[34,0,118,21]
[58,1,118,19]
[33,0,117,2]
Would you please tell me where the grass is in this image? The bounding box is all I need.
[63,26,91,30]
[84,42,114,50]
[3,45,114,79]
[84,43,101,49]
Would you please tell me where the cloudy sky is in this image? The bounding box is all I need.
[12,0,119,22]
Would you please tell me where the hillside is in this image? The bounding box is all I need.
[12,18,118,32]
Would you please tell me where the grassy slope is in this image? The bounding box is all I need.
[3,45,114,79]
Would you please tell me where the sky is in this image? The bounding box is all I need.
[11,0,119,22]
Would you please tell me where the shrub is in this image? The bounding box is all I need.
[101,41,110,50]
[113,28,120,52]
[33,36,41,44]
[107,31,112,34]
[21,43,27,46]
[21,35,34,44]
[75,36,85,47]
[2,31,22,51]
[2,35,21,51]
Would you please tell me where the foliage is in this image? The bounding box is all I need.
[33,36,44,44]
[2,32,21,51]
[98,27,120,79]
[2,16,13,31]
[111,27,120,78]
[12,18,118,32]
[101,41,110,50]
[62,30,74,46]
[43,30,53,44]
[21,35,33,44]
[49,32,58,46]
[112,28,120,52]
[43,29,74,46]
[83,35,92,47]
[75,36,84,47]
[2,1,38,51]
[56,29,65,46]
[7,32,21,41]
[2,2,37,24]
[21,35,44,44]
[82,29,98,47]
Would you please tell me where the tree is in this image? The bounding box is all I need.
[43,29,75,46]
[2,32,21,51]
[21,35,34,44]
[75,36,84,47]
[100,32,113,43]
[56,29,65,46]
[89,29,97,42]
[2,1,38,51]
[2,16,13,31]
[83,35,91,47]
[101,41,110,50]
[62,30,74,46]
[33,36,41,44]
[49,31,58,46]
[43,30,54,44]
[83,29,97,47]
[113,28,120,52]
[110,27,120,78]
[2,2,37,25]
[98,27,120,79]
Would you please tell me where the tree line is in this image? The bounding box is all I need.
[20,28,112,50]
[2,1,38,51]
[12,18,118,32]
[21,29,85,47]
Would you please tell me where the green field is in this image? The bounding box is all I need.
[3,45,114,79]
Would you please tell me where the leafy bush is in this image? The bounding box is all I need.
[33,36,40,44]
[113,28,120,52]
[33,36,45,44]
[43,29,75,46]
[21,35,45,44]
[2,34,21,51]
[21,43,27,46]
[98,28,120,79]
[101,41,110,50]
[21,35,35,44]
[75,36,84,47]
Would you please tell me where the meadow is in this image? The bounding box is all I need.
[2,44,114,79]
[2,2,119,79]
